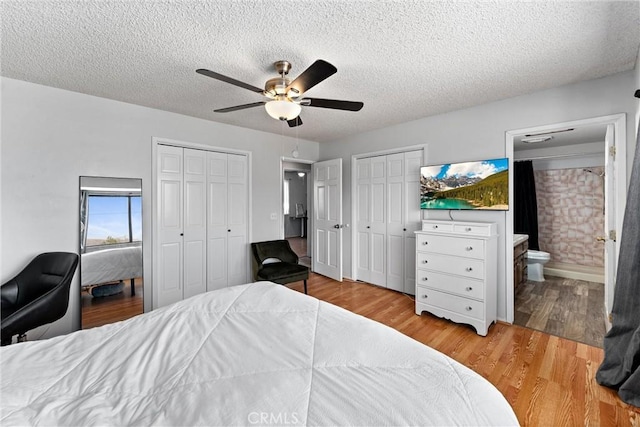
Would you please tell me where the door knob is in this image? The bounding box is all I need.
[334,224,340,229]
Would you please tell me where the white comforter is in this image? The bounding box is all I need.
[0,282,518,426]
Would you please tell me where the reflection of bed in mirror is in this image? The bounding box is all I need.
[79,176,143,329]
[81,244,142,296]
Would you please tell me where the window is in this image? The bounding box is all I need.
[86,195,142,247]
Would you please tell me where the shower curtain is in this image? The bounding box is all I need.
[514,160,540,250]
[596,124,640,407]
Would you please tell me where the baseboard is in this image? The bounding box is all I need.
[544,262,604,284]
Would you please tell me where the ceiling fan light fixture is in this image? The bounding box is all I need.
[265,99,301,121]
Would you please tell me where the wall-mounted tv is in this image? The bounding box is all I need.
[420,158,509,210]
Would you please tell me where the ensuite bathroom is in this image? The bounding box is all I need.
[512,127,608,348]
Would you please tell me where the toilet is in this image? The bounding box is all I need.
[527,250,551,282]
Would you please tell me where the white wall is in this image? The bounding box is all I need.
[319,70,637,322]
[1,77,319,339]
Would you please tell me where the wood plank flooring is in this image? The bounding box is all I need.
[81,279,143,329]
[514,275,606,348]
[285,273,639,427]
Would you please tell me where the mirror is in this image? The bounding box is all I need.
[79,177,143,329]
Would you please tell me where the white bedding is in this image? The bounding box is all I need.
[81,245,142,287]
[0,282,518,426]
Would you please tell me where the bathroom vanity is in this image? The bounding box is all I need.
[415,220,498,336]
[513,234,528,289]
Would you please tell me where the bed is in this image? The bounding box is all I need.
[0,282,518,426]
[81,245,142,295]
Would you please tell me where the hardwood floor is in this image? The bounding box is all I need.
[285,273,639,427]
[81,279,143,329]
[514,275,606,348]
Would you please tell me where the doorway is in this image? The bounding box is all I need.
[505,114,627,346]
[282,160,312,268]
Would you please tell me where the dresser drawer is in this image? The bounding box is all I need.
[416,287,484,320]
[453,223,494,236]
[421,221,454,232]
[416,252,484,279]
[416,233,484,259]
[416,269,484,300]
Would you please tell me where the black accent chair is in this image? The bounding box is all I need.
[1,252,79,346]
[251,240,309,294]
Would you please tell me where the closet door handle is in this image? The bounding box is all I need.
[228,229,231,232]
[367,226,371,229]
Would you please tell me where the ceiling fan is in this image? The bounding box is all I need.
[196,60,363,128]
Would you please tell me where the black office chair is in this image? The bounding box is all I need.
[251,240,309,294]
[1,252,79,346]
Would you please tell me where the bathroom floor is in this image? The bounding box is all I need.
[514,275,605,348]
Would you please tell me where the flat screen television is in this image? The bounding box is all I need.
[420,157,509,210]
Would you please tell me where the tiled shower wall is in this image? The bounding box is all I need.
[534,167,605,267]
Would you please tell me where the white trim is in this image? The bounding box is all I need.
[504,113,626,324]
[151,137,253,309]
[281,156,315,164]
[349,144,428,281]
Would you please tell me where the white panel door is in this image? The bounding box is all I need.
[183,148,207,299]
[226,153,248,286]
[604,124,617,313]
[207,151,228,291]
[386,153,405,291]
[403,150,423,294]
[157,145,184,308]
[369,156,387,286]
[313,158,343,281]
[356,158,371,282]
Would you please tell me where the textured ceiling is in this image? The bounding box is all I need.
[1,1,638,143]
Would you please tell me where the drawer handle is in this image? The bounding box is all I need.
[465,286,473,291]
[465,246,473,251]
[465,227,472,231]
[465,306,473,311]
[465,267,473,272]
[422,241,428,245]
[423,260,428,264]
[422,277,428,281]
[433,225,438,229]
[422,295,428,299]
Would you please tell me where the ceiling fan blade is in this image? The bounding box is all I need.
[196,69,264,94]
[287,116,303,127]
[302,98,364,111]
[286,60,337,95]
[214,101,266,113]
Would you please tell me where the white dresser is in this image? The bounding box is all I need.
[415,219,498,336]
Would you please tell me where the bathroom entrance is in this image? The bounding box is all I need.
[505,114,626,347]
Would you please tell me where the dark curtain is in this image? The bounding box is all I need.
[514,160,540,250]
[596,124,640,407]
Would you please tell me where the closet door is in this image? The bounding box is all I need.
[206,152,248,290]
[403,150,423,294]
[386,153,406,292]
[157,145,184,307]
[206,151,228,291]
[356,158,372,283]
[356,156,386,287]
[226,153,248,286]
[183,149,207,299]
[386,150,422,294]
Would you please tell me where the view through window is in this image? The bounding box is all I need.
[86,195,142,247]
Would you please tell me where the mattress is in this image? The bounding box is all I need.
[0,282,518,426]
